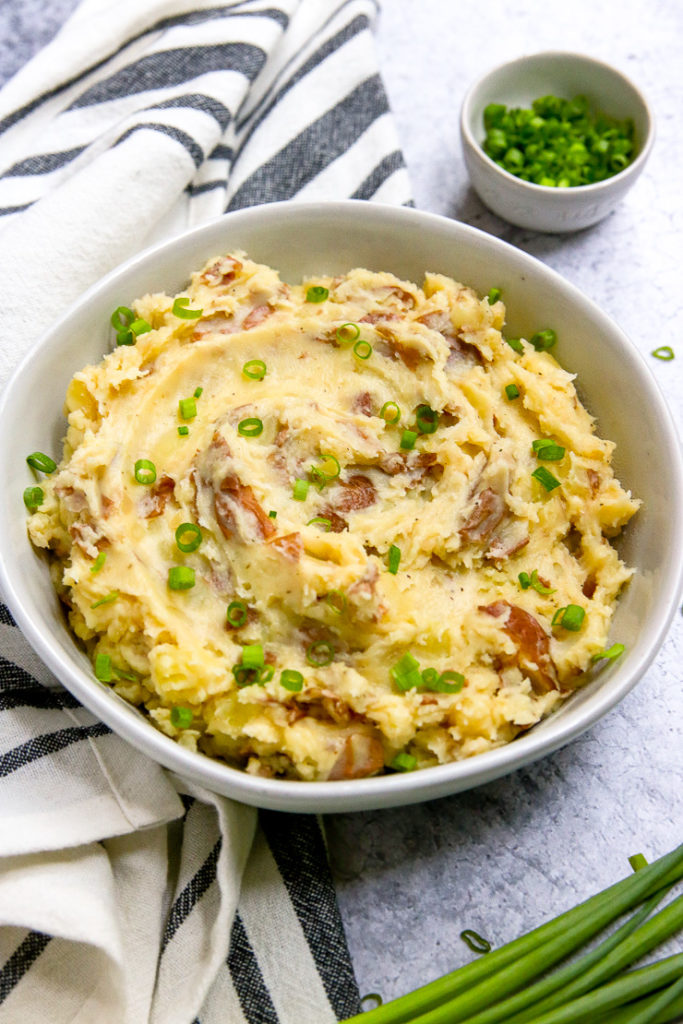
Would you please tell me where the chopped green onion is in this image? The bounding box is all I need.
[380,401,401,424]
[280,669,304,692]
[90,591,119,609]
[243,359,267,380]
[23,486,44,512]
[134,459,156,485]
[268,510,277,519]
[629,853,649,872]
[388,544,401,574]
[241,643,264,670]
[533,438,566,460]
[116,330,135,346]
[110,306,134,331]
[306,285,329,303]
[652,346,675,360]
[257,665,275,684]
[175,522,202,553]
[26,452,57,474]
[179,397,197,420]
[391,652,422,692]
[531,328,557,351]
[325,590,346,615]
[505,383,520,400]
[400,429,417,450]
[237,417,263,437]
[519,571,532,590]
[112,667,138,682]
[553,603,585,630]
[193,386,203,398]
[488,288,502,304]
[170,706,193,729]
[307,516,332,530]
[421,667,439,688]
[433,670,465,693]
[311,453,341,483]
[90,552,106,574]
[529,568,556,595]
[227,600,248,628]
[306,641,335,667]
[591,642,625,663]
[461,929,492,954]
[129,317,151,337]
[532,466,561,492]
[391,752,417,772]
[506,337,524,353]
[168,566,195,590]
[178,426,189,436]
[336,322,360,344]
[172,297,203,319]
[292,478,309,501]
[353,339,373,360]
[232,664,253,687]
[416,404,439,434]
[94,652,112,682]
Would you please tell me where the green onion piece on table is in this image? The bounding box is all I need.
[388,544,401,575]
[336,322,360,344]
[237,417,263,437]
[172,297,203,319]
[391,752,417,772]
[170,706,193,729]
[380,401,401,424]
[94,652,112,682]
[461,929,492,954]
[23,486,44,512]
[26,452,57,474]
[179,397,197,420]
[353,339,373,360]
[134,459,156,485]
[532,466,561,492]
[629,853,649,872]
[168,566,195,590]
[226,600,248,628]
[400,429,417,451]
[90,552,106,574]
[306,286,329,302]
[90,591,119,609]
[505,384,520,400]
[306,641,335,667]
[416,404,439,434]
[243,359,267,380]
[651,346,675,361]
[280,669,304,692]
[175,522,202,553]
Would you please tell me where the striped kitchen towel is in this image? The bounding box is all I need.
[0,0,411,1021]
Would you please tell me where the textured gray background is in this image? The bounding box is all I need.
[1,0,682,1009]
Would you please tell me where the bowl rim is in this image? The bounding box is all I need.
[1,198,681,813]
[459,49,656,197]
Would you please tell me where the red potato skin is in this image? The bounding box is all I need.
[480,600,558,694]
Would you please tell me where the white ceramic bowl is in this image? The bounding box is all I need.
[1,201,681,813]
[460,51,655,232]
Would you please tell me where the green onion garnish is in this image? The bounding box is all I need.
[23,486,44,512]
[388,544,401,574]
[193,386,203,398]
[530,328,557,351]
[168,566,195,590]
[380,401,401,424]
[506,337,524,353]
[353,339,373,360]
[391,752,417,772]
[293,478,309,501]
[232,664,253,687]
[257,665,275,684]
[553,604,585,630]
[591,642,625,663]
[487,287,502,304]
[433,670,465,694]
[111,306,134,331]
[306,286,329,303]
[505,383,520,400]
[519,571,531,590]
[241,643,264,670]
[172,297,203,319]
[307,516,332,530]
[629,853,649,872]
[306,641,335,667]
[461,929,492,954]
[94,652,112,682]
[310,453,341,490]
[325,590,346,615]
[237,417,263,437]
[532,438,566,461]
[134,459,156,485]
[179,397,197,420]
[130,318,151,336]
[268,510,277,519]
[175,522,202,553]
[91,591,119,609]
[336,322,360,344]
[170,706,193,729]
[115,313,152,346]
[419,667,438,689]
[227,600,248,628]
[652,346,675,360]
[26,452,57,474]
[529,569,556,595]
[280,669,304,692]
[400,429,417,450]
[416,405,439,434]
[532,466,561,492]
[178,426,189,436]
[112,667,138,682]
[116,330,135,346]
[90,552,106,574]
[390,652,422,692]
[243,359,267,380]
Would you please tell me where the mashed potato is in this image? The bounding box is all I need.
[27,253,639,781]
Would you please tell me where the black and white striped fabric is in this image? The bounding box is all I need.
[0,0,411,1020]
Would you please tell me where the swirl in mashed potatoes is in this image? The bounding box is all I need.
[27,253,639,781]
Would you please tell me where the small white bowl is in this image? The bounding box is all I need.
[460,51,655,232]
[1,201,681,813]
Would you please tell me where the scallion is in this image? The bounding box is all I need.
[529,569,556,595]
[26,452,57,474]
[380,401,401,424]
[280,669,304,692]
[461,929,492,954]
[400,429,417,451]
[90,551,106,574]
[505,384,520,400]
[168,566,195,591]
[241,643,264,670]
[170,706,193,729]
[243,359,267,380]
[110,306,134,331]
[433,670,465,693]
[179,397,197,420]
[307,516,332,530]
[227,600,248,628]
[388,544,401,574]
[506,337,524,353]
[130,317,151,337]
[306,285,329,303]
[651,346,675,361]
[268,510,277,519]
[390,652,422,692]
[94,652,112,682]
[391,752,417,772]
[237,417,263,437]
[416,405,439,434]
[175,522,202,553]
[325,590,346,616]
[488,288,502,304]
[310,453,341,488]
[23,486,44,512]
[532,466,561,492]
[293,478,309,501]
[591,643,625,663]
[91,591,119,609]
[530,328,557,351]
[306,641,335,667]
[172,297,203,319]
[533,438,566,461]
[519,572,532,590]
[553,603,586,631]
[353,339,373,360]
[178,426,189,436]
[134,459,156,485]
[336,322,360,344]
[194,386,203,398]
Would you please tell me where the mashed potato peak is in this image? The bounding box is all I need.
[27,253,639,781]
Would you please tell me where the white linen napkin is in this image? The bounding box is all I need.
[0,1,411,1020]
